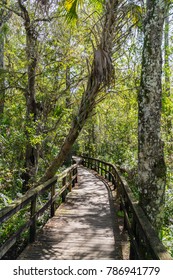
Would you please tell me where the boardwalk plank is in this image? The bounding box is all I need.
[18,167,126,260]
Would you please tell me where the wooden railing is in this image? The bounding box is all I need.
[0,164,78,259]
[80,155,172,260]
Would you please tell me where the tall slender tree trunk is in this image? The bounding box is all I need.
[40,0,119,183]
[0,8,12,120]
[65,65,71,108]
[25,19,38,180]
[0,23,5,120]
[138,0,167,231]
[18,1,38,188]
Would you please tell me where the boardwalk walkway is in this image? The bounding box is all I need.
[18,167,128,260]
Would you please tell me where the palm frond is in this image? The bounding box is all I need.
[65,0,83,21]
[127,3,143,29]
[64,0,103,21]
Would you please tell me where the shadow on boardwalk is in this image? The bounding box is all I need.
[18,167,129,260]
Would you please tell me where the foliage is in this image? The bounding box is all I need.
[0,0,173,258]
[0,207,29,245]
[65,0,103,20]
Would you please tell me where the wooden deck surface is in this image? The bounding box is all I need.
[18,167,128,260]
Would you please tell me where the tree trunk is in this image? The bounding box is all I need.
[24,20,38,181]
[65,66,71,108]
[0,24,5,120]
[18,0,38,189]
[0,8,12,120]
[40,0,119,183]
[138,0,167,231]
[164,10,170,96]
[163,9,172,152]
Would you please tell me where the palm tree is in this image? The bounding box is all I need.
[40,0,122,182]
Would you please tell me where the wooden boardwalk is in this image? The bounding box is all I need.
[18,167,128,260]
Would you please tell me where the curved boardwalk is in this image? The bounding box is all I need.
[18,167,128,260]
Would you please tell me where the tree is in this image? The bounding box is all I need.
[138,0,167,231]
[0,7,11,120]
[1,1,66,188]
[17,0,39,186]
[0,23,5,119]
[40,0,121,182]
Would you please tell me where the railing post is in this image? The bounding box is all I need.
[91,158,93,169]
[111,173,116,189]
[72,168,75,188]
[30,194,37,243]
[72,166,77,188]
[98,161,100,174]
[92,159,94,170]
[75,166,78,184]
[108,165,111,182]
[101,162,103,176]
[51,182,56,217]
[115,173,120,191]
[105,164,107,179]
[61,177,66,202]
[129,217,137,259]
[88,158,90,168]
[123,197,129,231]
[68,171,72,192]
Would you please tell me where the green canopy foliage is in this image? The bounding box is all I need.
[0,0,173,256]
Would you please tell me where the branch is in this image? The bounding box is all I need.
[1,4,22,17]
[18,0,30,21]
[33,16,60,23]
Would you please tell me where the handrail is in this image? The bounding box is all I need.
[80,155,172,260]
[0,163,78,259]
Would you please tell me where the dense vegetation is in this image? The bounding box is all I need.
[0,0,173,257]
